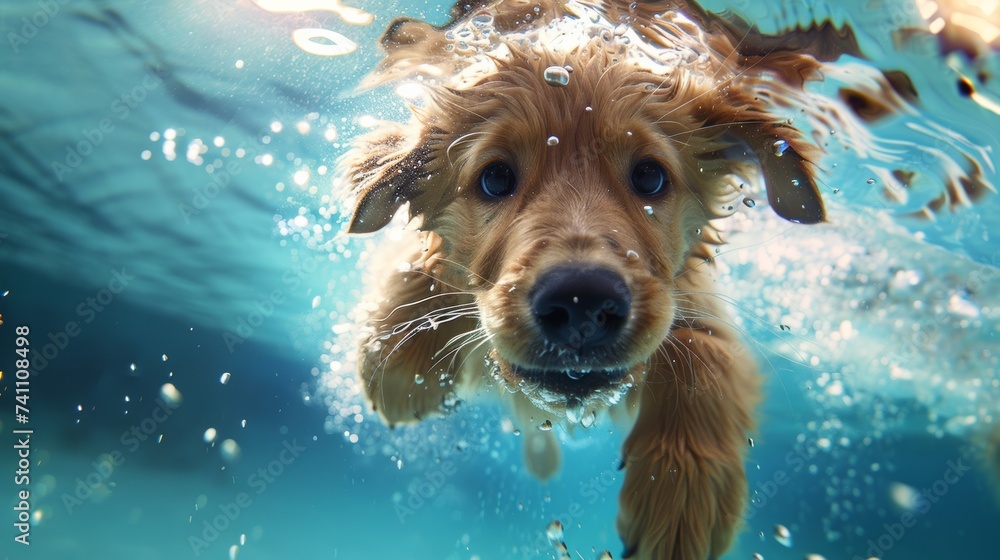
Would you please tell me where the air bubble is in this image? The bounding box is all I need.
[543,65,570,86]
[160,383,183,407]
[643,205,654,215]
[547,136,559,146]
[220,439,241,463]
[220,372,231,385]
[773,524,793,547]
[772,140,789,156]
[743,198,756,208]
[414,374,425,385]
[866,178,876,184]
[539,420,553,431]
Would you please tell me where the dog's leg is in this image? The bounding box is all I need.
[617,307,759,559]
[358,231,481,425]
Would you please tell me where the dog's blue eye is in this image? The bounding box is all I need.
[480,161,517,198]
[630,160,668,196]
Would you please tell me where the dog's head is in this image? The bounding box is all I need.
[343,1,826,415]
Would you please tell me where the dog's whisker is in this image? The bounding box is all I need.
[405,267,480,295]
[433,257,497,289]
[373,291,476,322]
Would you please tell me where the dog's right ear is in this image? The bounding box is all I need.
[342,124,434,234]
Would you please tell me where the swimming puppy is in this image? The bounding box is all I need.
[339,1,918,558]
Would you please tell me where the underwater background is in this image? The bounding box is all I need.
[1,0,998,558]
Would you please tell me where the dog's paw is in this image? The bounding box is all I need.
[359,330,460,424]
[616,448,746,560]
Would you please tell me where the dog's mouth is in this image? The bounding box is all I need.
[512,364,628,398]
[487,349,639,419]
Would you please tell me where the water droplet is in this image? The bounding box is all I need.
[543,65,570,86]
[779,324,791,331]
[772,140,789,156]
[161,354,168,361]
[584,106,593,112]
[791,179,800,186]
[539,420,553,431]
[160,383,183,407]
[414,374,425,385]
[220,372,231,385]
[748,437,755,447]
[204,428,218,444]
[866,177,876,184]
[753,554,764,560]
[546,520,564,541]
[643,205,654,215]
[626,249,639,260]
[743,198,756,208]
[547,136,559,146]
[229,545,240,560]
[773,524,793,547]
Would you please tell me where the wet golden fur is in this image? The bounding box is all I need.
[340,1,991,558]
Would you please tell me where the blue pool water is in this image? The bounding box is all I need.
[0,0,998,559]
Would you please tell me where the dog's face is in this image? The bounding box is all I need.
[344,15,825,416]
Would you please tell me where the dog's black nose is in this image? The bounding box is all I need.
[530,265,631,351]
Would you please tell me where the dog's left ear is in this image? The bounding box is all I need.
[342,124,435,234]
[733,125,826,224]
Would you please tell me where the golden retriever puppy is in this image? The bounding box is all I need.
[340,0,988,557]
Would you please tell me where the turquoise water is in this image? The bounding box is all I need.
[0,0,998,558]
